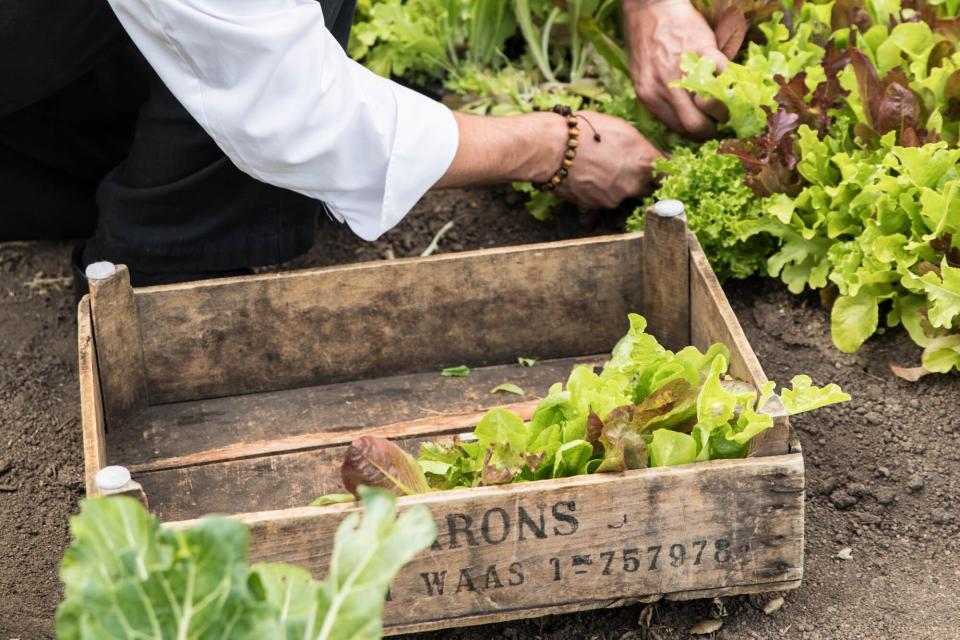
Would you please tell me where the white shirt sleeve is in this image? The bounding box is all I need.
[106,0,460,241]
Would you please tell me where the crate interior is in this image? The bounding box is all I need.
[103,235,650,521]
[111,354,607,520]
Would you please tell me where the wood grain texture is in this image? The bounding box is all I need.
[127,403,540,475]
[78,296,107,497]
[135,432,439,521]
[689,234,767,388]
[167,453,804,634]
[642,210,690,350]
[99,479,150,509]
[88,265,149,429]
[133,235,645,404]
[110,355,602,470]
[749,396,792,458]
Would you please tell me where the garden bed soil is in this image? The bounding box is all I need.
[1,187,958,640]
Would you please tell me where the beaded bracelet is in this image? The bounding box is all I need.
[532,104,602,192]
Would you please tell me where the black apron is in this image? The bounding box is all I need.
[0,0,355,279]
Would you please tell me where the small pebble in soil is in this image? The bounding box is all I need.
[933,510,954,525]
[906,474,925,493]
[876,466,891,478]
[865,411,884,425]
[836,547,853,561]
[830,490,858,509]
[763,595,785,615]
[846,482,870,498]
[821,476,845,495]
[690,619,723,635]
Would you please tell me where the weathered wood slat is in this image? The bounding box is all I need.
[166,452,803,634]
[688,234,766,388]
[750,396,792,458]
[110,355,602,470]
[87,264,149,428]
[77,296,107,496]
[642,205,690,350]
[134,235,645,404]
[127,402,540,475]
[135,433,435,521]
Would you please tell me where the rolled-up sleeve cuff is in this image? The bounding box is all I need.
[336,85,459,241]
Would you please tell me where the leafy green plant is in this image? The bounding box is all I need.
[348,0,516,81]
[627,141,774,281]
[57,489,435,640]
[316,314,847,503]
[350,0,960,375]
[659,0,960,376]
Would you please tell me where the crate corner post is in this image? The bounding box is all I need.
[642,200,691,350]
[77,294,107,496]
[86,262,150,430]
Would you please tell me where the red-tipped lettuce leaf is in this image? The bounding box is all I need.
[849,49,930,145]
[342,435,432,497]
[721,108,803,196]
[831,0,872,32]
[596,405,649,473]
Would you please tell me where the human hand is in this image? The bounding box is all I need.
[623,0,728,138]
[555,111,665,210]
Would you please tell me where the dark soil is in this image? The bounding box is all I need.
[1,186,958,639]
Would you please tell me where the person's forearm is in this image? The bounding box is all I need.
[434,112,569,189]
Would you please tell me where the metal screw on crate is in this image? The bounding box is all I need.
[85,261,118,281]
[651,199,685,218]
[94,465,132,491]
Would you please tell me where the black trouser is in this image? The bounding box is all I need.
[0,0,355,277]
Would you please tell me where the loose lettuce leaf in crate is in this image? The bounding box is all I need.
[341,435,433,497]
[552,440,595,478]
[595,405,650,472]
[648,429,698,467]
[781,375,852,414]
[481,443,545,485]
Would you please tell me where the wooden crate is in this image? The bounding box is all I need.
[77,208,804,635]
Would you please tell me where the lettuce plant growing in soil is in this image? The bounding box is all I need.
[315,314,848,502]
[348,0,960,377]
[637,0,960,377]
[56,488,435,640]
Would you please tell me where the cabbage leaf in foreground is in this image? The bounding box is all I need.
[56,488,435,640]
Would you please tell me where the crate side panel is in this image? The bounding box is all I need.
[136,235,644,404]
[232,454,804,631]
[689,236,767,387]
[78,296,107,496]
[384,579,801,635]
[137,433,447,521]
